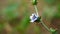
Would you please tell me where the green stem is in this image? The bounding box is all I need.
[33,0,56,34]
[34,5,50,32]
[34,5,39,16]
[40,19,50,31]
[34,5,56,34]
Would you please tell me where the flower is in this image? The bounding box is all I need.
[30,13,39,22]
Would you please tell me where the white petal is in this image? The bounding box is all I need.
[30,20,35,22]
[32,14,35,16]
[30,16,33,19]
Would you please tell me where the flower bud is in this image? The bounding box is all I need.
[32,0,37,5]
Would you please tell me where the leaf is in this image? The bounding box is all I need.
[18,11,30,31]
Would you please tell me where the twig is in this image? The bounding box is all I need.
[32,0,56,34]
[34,5,50,32]
[40,19,50,31]
[34,5,39,17]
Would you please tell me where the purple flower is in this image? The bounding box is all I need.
[30,13,39,22]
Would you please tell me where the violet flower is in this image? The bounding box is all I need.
[30,13,39,22]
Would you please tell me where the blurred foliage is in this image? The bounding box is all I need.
[0,23,4,31]
[3,3,19,20]
[0,0,60,34]
[54,4,60,18]
[42,6,56,22]
[34,25,41,34]
[17,11,30,33]
[44,0,56,4]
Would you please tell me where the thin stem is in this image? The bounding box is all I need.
[34,5,50,32]
[34,5,39,16]
[33,1,56,34]
[40,19,50,32]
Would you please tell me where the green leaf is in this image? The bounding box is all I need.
[19,11,30,31]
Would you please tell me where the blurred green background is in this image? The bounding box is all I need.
[0,0,60,34]
[0,0,42,34]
